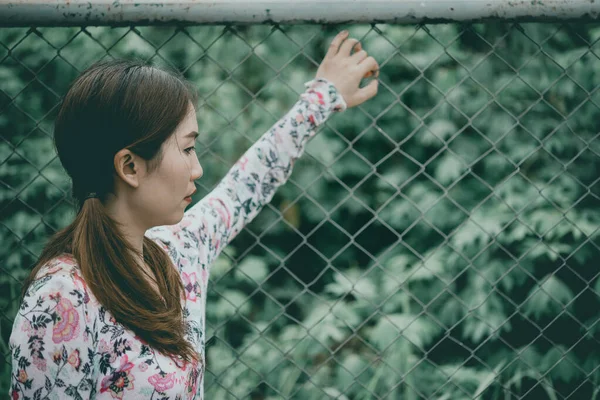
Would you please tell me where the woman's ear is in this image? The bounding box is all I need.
[114,148,142,188]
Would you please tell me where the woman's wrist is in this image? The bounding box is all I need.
[302,77,348,114]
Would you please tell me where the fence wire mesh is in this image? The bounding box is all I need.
[1,21,600,399]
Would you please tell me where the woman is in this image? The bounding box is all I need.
[8,30,379,399]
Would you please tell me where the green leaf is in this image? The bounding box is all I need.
[325,268,377,302]
[370,313,440,350]
[473,361,506,398]
[452,220,490,249]
[463,291,509,342]
[210,249,235,279]
[337,353,366,390]
[438,363,488,387]
[214,290,250,318]
[235,255,268,283]
[304,301,350,345]
[541,345,580,382]
[523,275,574,319]
[330,301,361,329]
[434,153,465,185]
[322,387,350,400]
[424,120,456,143]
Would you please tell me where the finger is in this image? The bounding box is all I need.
[359,56,379,77]
[339,38,360,57]
[357,79,379,104]
[351,49,369,64]
[326,30,349,59]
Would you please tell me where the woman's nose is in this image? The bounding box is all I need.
[191,159,203,181]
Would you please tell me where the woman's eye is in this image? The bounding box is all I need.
[184,146,196,154]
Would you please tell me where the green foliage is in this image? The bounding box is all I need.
[2,22,600,398]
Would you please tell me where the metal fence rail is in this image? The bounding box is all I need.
[1,1,600,399]
[2,0,600,27]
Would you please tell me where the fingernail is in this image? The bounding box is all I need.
[341,30,349,36]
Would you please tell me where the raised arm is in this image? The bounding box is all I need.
[146,31,379,269]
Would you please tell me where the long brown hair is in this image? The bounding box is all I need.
[20,59,199,363]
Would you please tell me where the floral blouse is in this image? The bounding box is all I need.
[8,78,346,399]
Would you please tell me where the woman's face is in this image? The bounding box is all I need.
[136,103,203,227]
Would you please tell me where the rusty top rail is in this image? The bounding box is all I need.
[0,0,599,27]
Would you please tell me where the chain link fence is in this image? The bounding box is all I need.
[1,7,600,400]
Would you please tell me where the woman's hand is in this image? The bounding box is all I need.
[315,30,380,108]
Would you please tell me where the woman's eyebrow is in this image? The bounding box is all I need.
[184,131,199,139]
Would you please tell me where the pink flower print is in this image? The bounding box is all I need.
[182,272,198,302]
[295,114,305,123]
[52,348,63,364]
[31,339,43,352]
[32,356,46,372]
[148,372,176,393]
[73,273,90,304]
[48,291,61,301]
[209,198,231,229]
[239,156,249,171]
[171,354,186,369]
[16,369,27,383]
[68,349,81,371]
[56,253,76,266]
[274,130,283,145]
[44,264,63,276]
[52,298,79,344]
[72,272,86,289]
[99,339,111,354]
[36,325,47,338]
[100,355,135,399]
[138,362,148,372]
[20,319,32,334]
[305,90,325,106]
[115,339,131,355]
[185,366,201,399]
[315,90,325,105]
[98,339,118,363]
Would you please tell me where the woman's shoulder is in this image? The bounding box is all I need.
[35,253,79,278]
[24,253,96,309]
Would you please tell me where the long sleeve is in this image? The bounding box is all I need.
[9,271,95,400]
[146,78,346,269]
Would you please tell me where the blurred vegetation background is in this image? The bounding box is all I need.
[1,22,599,399]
